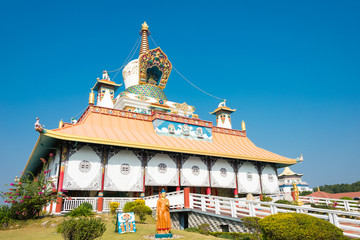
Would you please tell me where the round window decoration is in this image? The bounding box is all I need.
[158,163,167,174]
[247,172,253,181]
[220,168,227,177]
[120,163,130,175]
[79,160,91,173]
[268,174,274,182]
[191,165,200,176]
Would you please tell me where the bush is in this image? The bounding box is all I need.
[299,191,313,196]
[242,217,261,239]
[210,232,254,240]
[340,197,353,200]
[123,199,151,223]
[198,223,211,235]
[81,202,93,210]
[258,213,348,240]
[65,203,94,217]
[109,202,119,215]
[184,227,201,233]
[123,201,135,213]
[0,205,14,228]
[57,218,106,240]
[310,203,336,210]
[261,196,273,202]
[1,159,58,220]
[274,200,291,205]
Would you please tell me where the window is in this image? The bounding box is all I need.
[120,163,130,175]
[191,165,200,176]
[220,168,227,177]
[268,174,274,182]
[158,163,167,174]
[247,172,253,181]
[79,160,91,173]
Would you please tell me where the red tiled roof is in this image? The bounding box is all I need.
[307,191,360,199]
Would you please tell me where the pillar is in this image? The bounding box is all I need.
[206,187,211,195]
[55,144,68,213]
[184,187,190,208]
[97,147,107,213]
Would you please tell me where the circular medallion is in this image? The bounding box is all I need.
[79,160,91,173]
[191,165,200,176]
[220,168,227,177]
[247,172,253,181]
[158,163,167,174]
[120,163,130,175]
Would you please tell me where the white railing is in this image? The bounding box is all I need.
[144,190,184,210]
[299,196,360,212]
[62,197,98,212]
[189,193,360,239]
[102,197,138,213]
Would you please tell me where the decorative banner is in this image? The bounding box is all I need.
[117,212,136,234]
[63,145,102,191]
[145,153,178,186]
[104,150,143,192]
[181,156,210,187]
[261,164,280,194]
[237,162,261,194]
[210,159,236,189]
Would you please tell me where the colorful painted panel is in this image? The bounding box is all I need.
[117,212,136,234]
[153,119,212,142]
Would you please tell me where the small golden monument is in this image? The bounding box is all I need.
[293,182,304,206]
[155,189,172,238]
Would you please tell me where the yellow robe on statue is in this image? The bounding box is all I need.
[156,197,171,234]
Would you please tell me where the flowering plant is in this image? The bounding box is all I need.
[1,160,58,220]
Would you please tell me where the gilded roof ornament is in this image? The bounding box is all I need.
[141,21,149,31]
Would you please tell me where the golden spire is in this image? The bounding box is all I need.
[241,120,246,131]
[139,21,150,56]
[59,119,64,128]
[89,89,95,105]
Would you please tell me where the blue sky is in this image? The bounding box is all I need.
[0,0,359,194]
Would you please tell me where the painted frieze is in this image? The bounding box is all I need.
[153,119,212,142]
[104,149,143,192]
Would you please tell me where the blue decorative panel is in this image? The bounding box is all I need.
[153,119,212,142]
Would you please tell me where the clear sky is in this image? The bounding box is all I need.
[0,0,359,195]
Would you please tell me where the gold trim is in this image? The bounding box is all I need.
[44,130,297,165]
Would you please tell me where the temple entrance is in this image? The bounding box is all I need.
[146,66,162,85]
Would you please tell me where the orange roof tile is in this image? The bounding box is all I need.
[307,191,360,199]
[46,106,296,165]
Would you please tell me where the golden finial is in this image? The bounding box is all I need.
[141,21,149,31]
[241,120,246,131]
[317,186,320,192]
[59,119,64,128]
[89,89,95,105]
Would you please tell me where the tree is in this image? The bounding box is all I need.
[1,159,59,220]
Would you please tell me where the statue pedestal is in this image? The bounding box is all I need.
[155,233,173,239]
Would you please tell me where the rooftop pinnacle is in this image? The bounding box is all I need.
[139,21,150,56]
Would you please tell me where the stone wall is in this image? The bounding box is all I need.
[170,209,249,233]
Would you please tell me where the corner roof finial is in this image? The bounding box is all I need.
[139,21,150,56]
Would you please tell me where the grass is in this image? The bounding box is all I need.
[0,214,218,240]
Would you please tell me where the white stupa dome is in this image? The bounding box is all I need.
[122,59,139,89]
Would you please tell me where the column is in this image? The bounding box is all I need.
[97,147,107,213]
[55,143,68,213]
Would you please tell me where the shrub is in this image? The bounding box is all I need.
[274,200,291,205]
[184,227,201,233]
[198,223,211,235]
[258,213,348,240]
[109,202,119,215]
[57,218,106,240]
[340,197,353,200]
[261,196,273,202]
[299,190,313,196]
[65,203,94,217]
[123,201,135,213]
[81,202,93,210]
[0,205,13,228]
[1,160,58,220]
[310,203,336,210]
[123,199,152,223]
[242,217,261,239]
[210,232,254,240]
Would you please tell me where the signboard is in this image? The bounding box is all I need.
[117,212,136,234]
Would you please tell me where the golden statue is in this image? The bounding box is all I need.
[293,182,303,206]
[156,189,171,234]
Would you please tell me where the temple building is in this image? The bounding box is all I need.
[278,166,312,194]
[23,22,301,213]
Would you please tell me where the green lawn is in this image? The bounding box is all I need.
[0,214,217,240]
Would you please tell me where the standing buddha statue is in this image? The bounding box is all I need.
[156,189,172,236]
